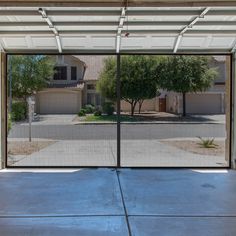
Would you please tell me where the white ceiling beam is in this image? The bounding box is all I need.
[116,7,126,54]
[173,7,210,53]
[38,8,62,53]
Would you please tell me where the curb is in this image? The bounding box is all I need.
[73,121,225,125]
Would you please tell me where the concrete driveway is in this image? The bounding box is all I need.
[33,114,77,125]
[0,168,236,235]
[190,114,225,124]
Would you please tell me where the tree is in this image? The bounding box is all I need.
[156,56,218,116]
[97,55,159,116]
[8,55,54,100]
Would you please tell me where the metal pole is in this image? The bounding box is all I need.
[9,56,12,113]
[29,120,31,142]
[1,52,7,169]
[117,54,121,167]
[28,97,32,142]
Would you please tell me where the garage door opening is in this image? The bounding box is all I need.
[120,55,230,167]
[7,55,117,167]
[6,54,230,167]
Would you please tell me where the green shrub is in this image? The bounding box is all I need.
[94,109,102,116]
[197,137,218,148]
[102,102,114,115]
[84,104,95,114]
[78,109,86,116]
[11,101,27,121]
[8,113,12,133]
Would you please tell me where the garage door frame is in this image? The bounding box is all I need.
[1,52,233,169]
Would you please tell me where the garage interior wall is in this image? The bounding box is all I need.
[232,53,236,169]
[226,55,231,166]
[0,52,6,169]
[0,53,2,169]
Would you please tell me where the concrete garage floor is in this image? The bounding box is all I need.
[0,169,236,235]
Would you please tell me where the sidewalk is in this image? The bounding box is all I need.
[9,139,227,167]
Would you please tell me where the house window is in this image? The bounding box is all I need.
[87,93,94,105]
[54,66,67,80]
[214,82,225,85]
[87,84,95,90]
[95,94,101,106]
[71,67,77,80]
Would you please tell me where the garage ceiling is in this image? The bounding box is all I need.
[1,5,236,54]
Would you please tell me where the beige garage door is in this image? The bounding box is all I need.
[186,93,222,114]
[39,92,79,114]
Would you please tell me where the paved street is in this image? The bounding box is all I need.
[9,123,226,140]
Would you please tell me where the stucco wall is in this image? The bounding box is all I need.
[120,97,159,112]
[166,92,225,114]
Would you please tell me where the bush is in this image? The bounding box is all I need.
[78,109,86,116]
[11,101,27,121]
[84,104,95,114]
[102,102,114,115]
[94,109,102,116]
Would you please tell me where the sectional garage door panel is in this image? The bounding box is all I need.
[186,93,222,114]
[38,92,80,114]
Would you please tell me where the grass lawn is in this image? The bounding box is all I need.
[84,114,144,122]
[77,112,213,123]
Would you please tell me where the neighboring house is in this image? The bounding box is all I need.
[36,55,227,115]
[36,55,84,114]
[77,55,106,107]
[121,56,227,114]
[35,55,105,114]
[166,56,227,114]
